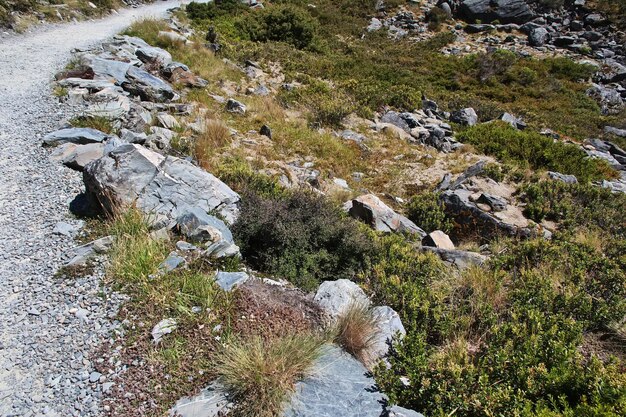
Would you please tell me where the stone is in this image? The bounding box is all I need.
[157,113,179,129]
[226,98,246,114]
[214,271,249,292]
[367,17,383,32]
[499,112,526,129]
[260,124,272,139]
[314,279,370,319]
[586,83,624,115]
[422,230,455,250]
[605,126,626,138]
[370,306,406,360]
[158,251,186,274]
[88,372,101,383]
[464,24,496,33]
[548,171,578,184]
[437,160,486,191]
[119,128,148,144]
[52,221,82,238]
[51,143,105,172]
[83,144,240,225]
[135,46,172,66]
[176,206,240,258]
[152,318,177,344]
[43,128,109,146]
[386,406,425,417]
[459,0,534,24]
[85,95,131,119]
[65,236,115,267]
[158,30,188,44]
[528,27,549,46]
[450,108,477,126]
[163,62,208,88]
[339,129,367,144]
[476,193,508,211]
[284,345,386,417]
[122,66,176,102]
[423,247,489,269]
[82,56,132,85]
[348,194,426,237]
[169,383,231,417]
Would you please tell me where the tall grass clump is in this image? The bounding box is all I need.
[333,302,380,366]
[216,332,326,417]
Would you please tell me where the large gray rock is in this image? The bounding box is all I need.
[83,144,240,226]
[135,46,172,66]
[43,127,110,146]
[586,84,624,115]
[314,279,370,318]
[283,345,386,417]
[548,171,578,184]
[528,27,549,46]
[370,306,406,360]
[123,66,176,102]
[348,194,426,237]
[450,108,477,126]
[459,0,534,24]
[82,55,132,85]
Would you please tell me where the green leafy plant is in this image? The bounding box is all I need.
[406,192,452,234]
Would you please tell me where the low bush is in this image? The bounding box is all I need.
[406,192,452,234]
[236,4,319,50]
[232,190,376,290]
[216,332,326,417]
[426,7,450,31]
[186,0,248,21]
[457,122,616,182]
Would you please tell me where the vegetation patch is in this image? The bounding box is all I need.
[457,122,616,182]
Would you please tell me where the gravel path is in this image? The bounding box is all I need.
[0,3,190,416]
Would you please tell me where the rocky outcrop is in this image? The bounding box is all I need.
[347,194,426,237]
[82,144,240,226]
[457,0,534,24]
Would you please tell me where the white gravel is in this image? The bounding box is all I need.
[0,2,192,416]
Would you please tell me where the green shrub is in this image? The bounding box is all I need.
[426,7,450,31]
[186,0,248,21]
[232,190,376,290]
[237,5,319,50]
[457,122,616,182]
[406,192,452,234]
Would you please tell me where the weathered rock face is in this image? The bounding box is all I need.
[458,0,534,24]
[43,127,111,146]
[347,194,426,237]
[314,279,370,318]
[83,144,240,225]
[283,345,386,417]
[123,66,176,102]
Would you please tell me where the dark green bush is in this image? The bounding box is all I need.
[426,7,450,31]
[232,190,376,290]
[186,0,248,21]
[406,192,452,234]
[458,122,616,182]
[237,5,319,50]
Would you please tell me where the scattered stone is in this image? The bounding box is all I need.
[135,46,172,66]
[423,247,489,269]
[370,306,406,360]
[548,171,578,184]
[347,194,426,237]
[422,230,455,250]
[476,193,508,211]
[214,271,249,292]
[528,27,550,46]
[450,108,477,126]
[123,66,176,102]
[260,124,272,139]
[225,98,246,114]
[158,251,186,274]
[176,206,240,258]
[499,112,527,130]
[152,318,177,344]
[51,142,105,171]
[170,383,231,417]
[65,236,114,267]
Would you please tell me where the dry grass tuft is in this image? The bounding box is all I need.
[194,119,232,169]
[333,302,380,366]
[216,332,326,417]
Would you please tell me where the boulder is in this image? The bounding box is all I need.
[82,56,132,85]
[43,127,110,146]
[283,345,386,417]
[65,236,114,267]
[226,98,246,114]
[548,171,578,184]
[122,66,176,102]
[51,142,105,171]
[135,46,172,66]
[450,108,478,126]
[314,279,370,319]
[459,0,534,24]
[499,112,527,129]
[370,306,406,360]
[586,83,624,115]
[422,247,488,269]
[162,62,209,88]
[176,207,240,258]
[214,271,249,292]
[528,27,549,46]
[604,126,626,138]
[83,144,240,226]
[348,194,426,237]
[422,230,455,250]
[476,193,508,211]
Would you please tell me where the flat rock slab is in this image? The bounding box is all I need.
[43,127,110,146]
[283,345,386,417]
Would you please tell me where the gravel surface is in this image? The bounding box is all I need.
[0,2,190,416]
